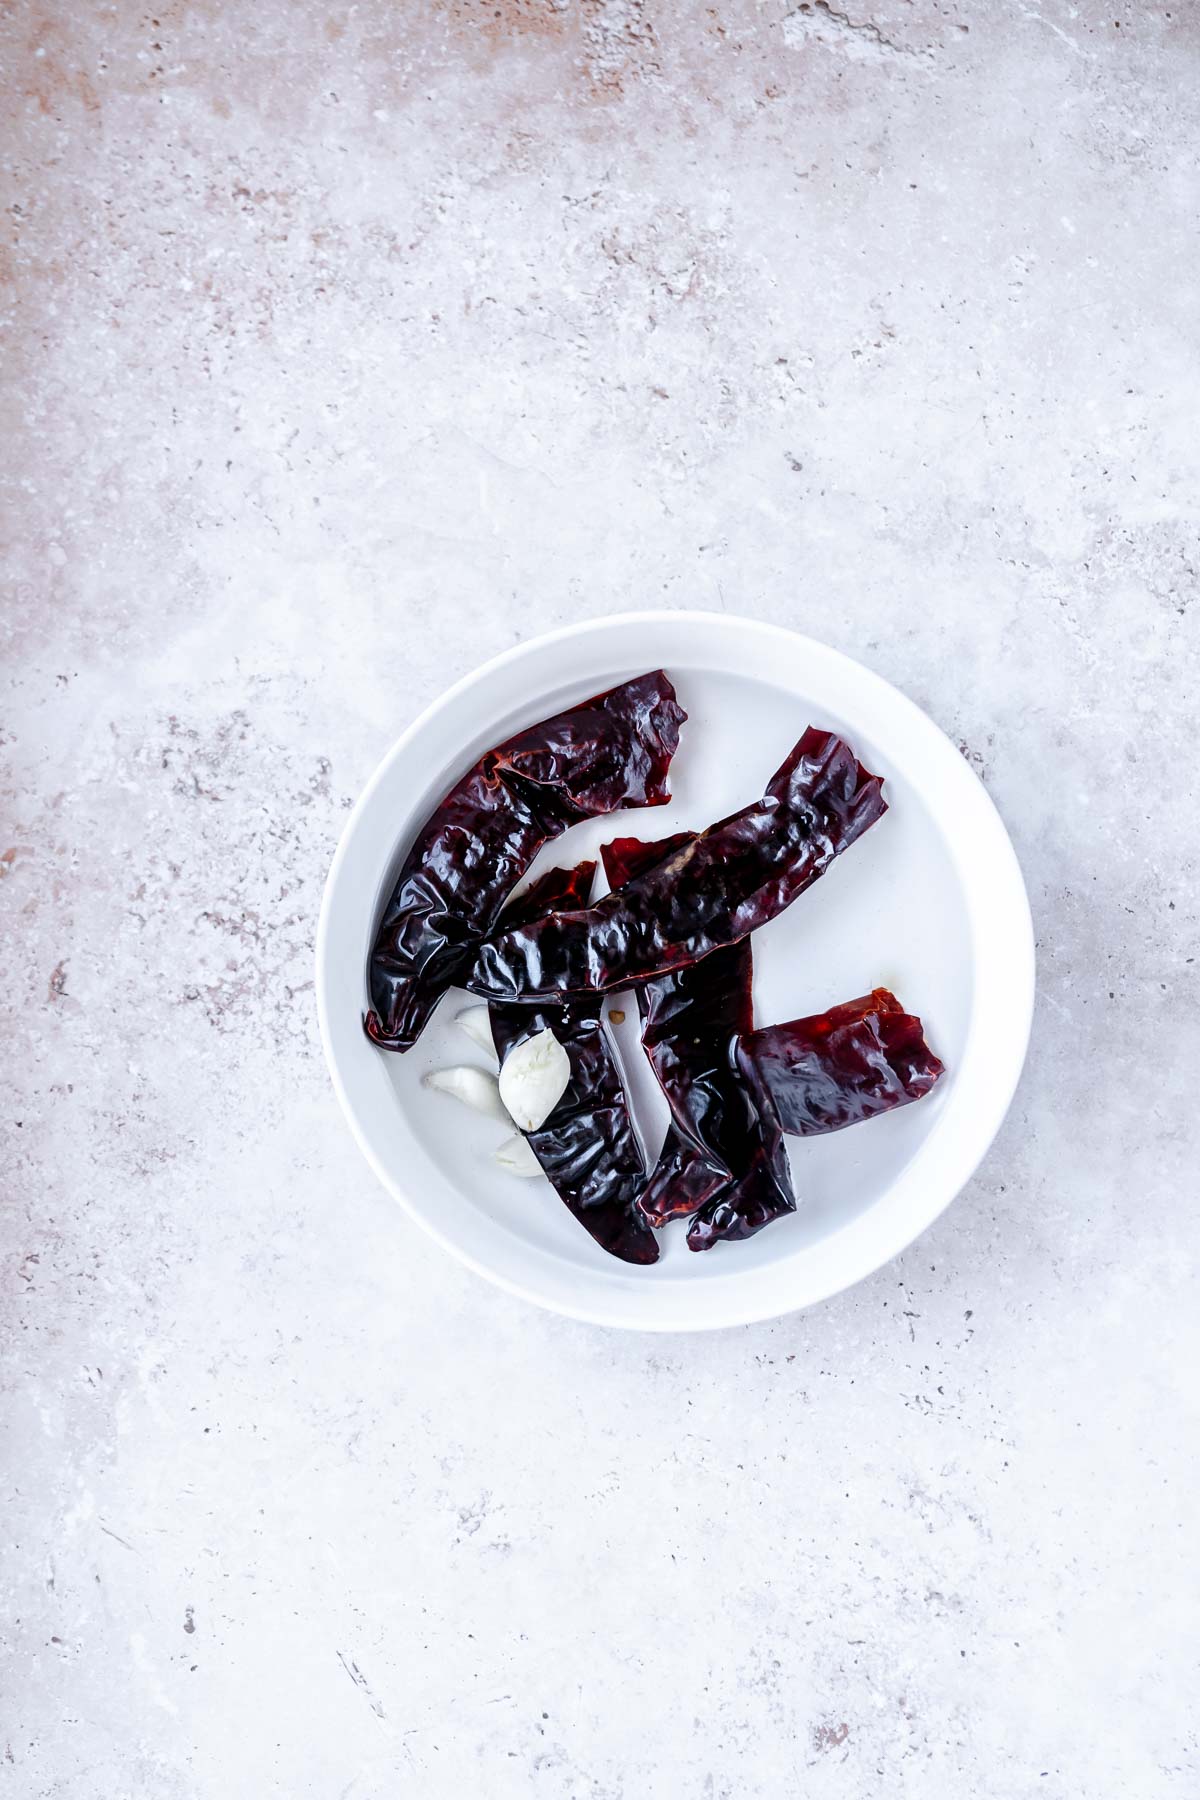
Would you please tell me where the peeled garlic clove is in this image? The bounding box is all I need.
[493,1134,543,1179]
[497,1026,571,1132]
[457,1005,498,1064]
[423,1065,508,1123]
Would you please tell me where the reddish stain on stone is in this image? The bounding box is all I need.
[440,0,573,41]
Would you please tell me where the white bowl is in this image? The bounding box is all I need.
[316,613,1034,1330]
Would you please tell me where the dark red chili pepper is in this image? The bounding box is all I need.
[687,990,944,1251]
[737,989,945,1137]
[684,1167,799,1252]
[489,861,659,1267]
[600,835,794,1235]
[364,670,686,1051]
[467,726,886,1004]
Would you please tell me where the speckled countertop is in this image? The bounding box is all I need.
[3,2,1198,1795]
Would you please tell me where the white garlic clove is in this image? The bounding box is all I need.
[497,1026,572,1132]
[456,1005,498,1064]
[423,1065,509,1123]
[493,1135,544,1179]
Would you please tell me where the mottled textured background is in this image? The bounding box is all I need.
[2,1,1198,1795]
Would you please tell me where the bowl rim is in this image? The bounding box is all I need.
[316,611,1035,1331]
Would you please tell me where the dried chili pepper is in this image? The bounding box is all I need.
[684,1169,800,1252]
[467,726,886,1004]
[737,989,944,1137]
[364,670,686,1051]
[687,990,944,1251]
[600,835,794,1234]
[489,861,658,1267]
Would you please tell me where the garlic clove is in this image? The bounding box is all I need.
[497,1026,572,1132]
[493,1135,544,1179]
[456,1005,498,1064]
[423,1065,509,1123]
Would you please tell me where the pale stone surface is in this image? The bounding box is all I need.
[3,2,1198,1795]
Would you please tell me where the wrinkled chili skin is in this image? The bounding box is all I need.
[689,990,943,1252]
[601,835,795,1234]
[738,989,944,1136]
[467,727,886,1004]
[640,942,792,1229]
[364,671,686,1051]
[685,1171,797,1251]
[489,861,658,1267]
